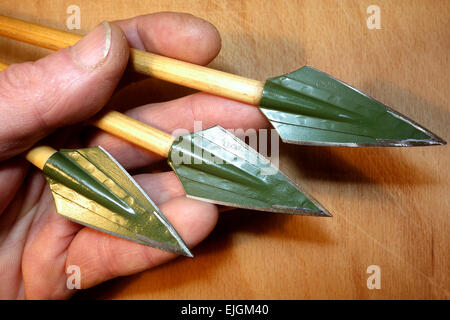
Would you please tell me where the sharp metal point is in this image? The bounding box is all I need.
[135,232,193,257]
[65,215,193,257]
[169,126,331,216]
[187,195,331,217]
[260,66,446,147]
[45,147,192,257]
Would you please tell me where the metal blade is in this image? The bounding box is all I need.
[168,126,330,216]
[44,147,192,257]
[259,66,446,147]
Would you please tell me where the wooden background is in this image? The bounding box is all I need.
[0,0,448,299]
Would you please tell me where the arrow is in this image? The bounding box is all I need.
[25,145,192,257]
[93,111,331,216]
[0,61,330,216]
[0,15,445,147]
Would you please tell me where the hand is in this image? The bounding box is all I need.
[0,12,268,299]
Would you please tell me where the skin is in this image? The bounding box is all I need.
[0,12,268,299]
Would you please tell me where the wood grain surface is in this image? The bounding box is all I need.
[0,0,448,299]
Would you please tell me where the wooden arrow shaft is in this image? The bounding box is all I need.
[0,15,265,105]
[26,145,57,170]
[92,111,175,158]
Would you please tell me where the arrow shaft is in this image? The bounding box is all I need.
[92,111,175,158]
[0,15,264,105]
[26,145,57,170]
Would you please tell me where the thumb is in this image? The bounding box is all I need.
[0,21,129,160]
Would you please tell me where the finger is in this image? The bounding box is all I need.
[133,172,185,204]
[0,169,43,299]
[21,187,83,299]
[88,92,269,168]
[109,12,222,99]
[66,197,218,290]
[0,157,28,216]
[0,22,129,161]
[114,12,221,65]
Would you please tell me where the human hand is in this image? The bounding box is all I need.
[0,12,268,299]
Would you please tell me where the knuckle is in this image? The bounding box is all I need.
[0,62,41,99]
[0,59,73,133]
[0,62,52,130]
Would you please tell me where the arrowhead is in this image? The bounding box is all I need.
[168,126,330,216]
[259,66,446,147]
[44,147,192,257]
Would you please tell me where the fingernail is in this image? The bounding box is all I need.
[71,21,112,69]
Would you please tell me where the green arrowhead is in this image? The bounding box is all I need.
[168,126,330,216]
[44,147,192,257]
[259,66,446,147]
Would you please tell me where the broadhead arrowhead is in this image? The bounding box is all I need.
[168,126,330,216]
[44,147,192,257]
[259,66,446,147]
